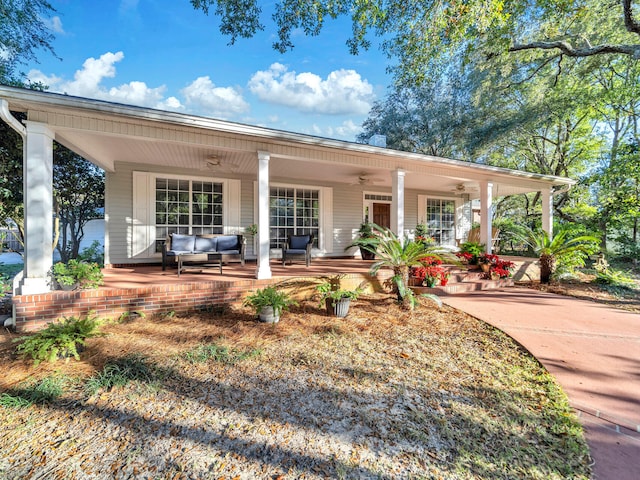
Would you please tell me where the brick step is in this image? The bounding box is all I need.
[410,277,514,296]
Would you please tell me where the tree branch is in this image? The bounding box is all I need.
[623,0,640,35]
[509,40,640,58]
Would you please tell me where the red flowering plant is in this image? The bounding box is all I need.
[411,256,448,287]
[455,252,474,263]
[478,254,515,278]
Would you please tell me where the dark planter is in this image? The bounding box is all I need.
[359,247,375,260]
[325,298,351,318]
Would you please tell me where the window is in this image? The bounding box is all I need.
[154,177,223,252]
[426,198,456,246]
[269,187,319,248]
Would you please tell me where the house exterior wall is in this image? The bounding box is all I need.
[105,162,470,266]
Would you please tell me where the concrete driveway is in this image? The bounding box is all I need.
[444,288,640,480]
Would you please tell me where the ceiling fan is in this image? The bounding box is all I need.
[203,155,239,172]
[349,172,384,186]
[451,182,477,194]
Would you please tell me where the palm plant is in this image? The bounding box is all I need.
[519,227,599,284]
[368,226,451,308]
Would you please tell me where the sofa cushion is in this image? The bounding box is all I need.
[171,233,195,252]
[216,235,238,251]
[289,235,311,250]
[194,236,217,252]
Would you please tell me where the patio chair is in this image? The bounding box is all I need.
[464,227,500,251]
[282,234,314,267]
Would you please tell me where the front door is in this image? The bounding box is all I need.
[372,203,391,229]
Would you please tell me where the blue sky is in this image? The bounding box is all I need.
[25,0,393,141]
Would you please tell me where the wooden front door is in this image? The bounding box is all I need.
[372,203,391,229]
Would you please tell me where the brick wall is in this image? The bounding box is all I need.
[12,272,387,332]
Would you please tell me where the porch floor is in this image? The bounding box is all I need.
[101,257,376,289]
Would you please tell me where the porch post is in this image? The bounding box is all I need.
[256,151,272,280]
[541,187,553,238]
[21,121,55,294]
[479,180,494,254]
[391,169,405,238]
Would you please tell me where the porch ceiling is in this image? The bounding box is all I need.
[1,86,575,199]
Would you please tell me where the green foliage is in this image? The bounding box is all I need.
[594,268,637,289]
[369,225,452,308]
[518,227,600,282]
[15,315,103,365]
[243,286,297,315]
[182,343,261,365]
[0,0,57,85]
[85,354,162,395]
[0,375,69,408]
[52,259,104,289]
[77,240,104,266]
[459,241,484,260]
[316,281,362,307]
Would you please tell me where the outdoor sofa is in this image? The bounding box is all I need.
[162,233,245,276]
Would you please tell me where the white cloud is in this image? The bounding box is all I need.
[181,76,249,118]
[248,63,374,115]
[44,16,65,34]
[27,51,183,110]
[308,120,363,141]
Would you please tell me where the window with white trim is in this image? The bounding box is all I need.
[154,177,224,252]
[426,198,456,246]
[270,186,319,249]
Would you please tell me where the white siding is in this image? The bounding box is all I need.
[105,161,465,264]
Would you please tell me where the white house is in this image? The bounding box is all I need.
[0,85,573,294]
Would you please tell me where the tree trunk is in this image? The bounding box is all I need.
[539,254,555,284]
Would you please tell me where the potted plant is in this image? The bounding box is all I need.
[316,281,362,317]
[346,222,378,260]
[414,222,435,247]
[456,241,484,266]
[243,286,297,323]
[52,259,104,290]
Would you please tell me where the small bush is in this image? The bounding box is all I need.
[77,240,105,266]
[595,268,637,289]
[0,376,69,408]
[182,343,261,365]
[15,315,103,365]
[52,259,103,289]
[85,354,162,395]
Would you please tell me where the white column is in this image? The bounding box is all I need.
[256,151,272,279]
[20,122,54,294]
[479,180,494,254]
[541,187,553,238]
[391,169,405,238]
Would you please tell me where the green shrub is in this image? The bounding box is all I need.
[15,315,103,365]
[52,259,104,289]
[77,240,104,266]
[85,354,165,395]
[595,268,636,289]
[0,376,69,408]
[182,343,261,365]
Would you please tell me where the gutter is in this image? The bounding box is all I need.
[0,99,24,329]
[0,99,26,138]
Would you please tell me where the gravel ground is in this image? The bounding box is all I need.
[0,294,591,479]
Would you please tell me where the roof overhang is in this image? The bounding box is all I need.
[0,85,575,199]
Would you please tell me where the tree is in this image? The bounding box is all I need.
[53,148,104,262]
[519,227,599,283]
[0,0,57,85]
[357,73,471,158]
[191,1,640,85]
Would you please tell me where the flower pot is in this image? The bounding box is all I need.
[359,247,375,260]
[58,282,78,291]
[480,263,491,273]
[325,298,351,318]
[258,306,280,323]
